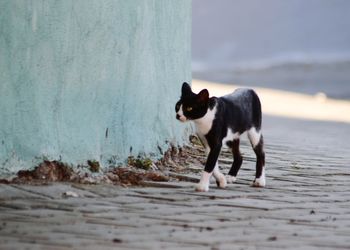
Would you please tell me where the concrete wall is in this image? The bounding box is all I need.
[0,0,191,176]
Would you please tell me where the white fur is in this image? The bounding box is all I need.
[247,127,261,148]
[194,105,217,136]
[226,175,237,184]
[195,171,211,192]
[176,104,187,122]
[222,128,240,148]
[213,163,227,189]
[252,168,266,187]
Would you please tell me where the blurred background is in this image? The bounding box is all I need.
[192,0,350,100]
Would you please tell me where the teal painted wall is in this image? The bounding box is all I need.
[0,0,191,176]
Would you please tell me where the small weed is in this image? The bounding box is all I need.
[128,156,153,170]
[87,160,100,173]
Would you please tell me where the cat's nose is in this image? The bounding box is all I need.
[176,114,180,120]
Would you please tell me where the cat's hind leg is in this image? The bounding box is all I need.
[248,127,266,187]
[227,138,243,183]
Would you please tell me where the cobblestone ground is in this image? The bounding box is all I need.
[0,116,349,250]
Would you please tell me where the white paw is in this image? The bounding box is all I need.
[252,178,265,187]
[252,175,266,187]
[215,173,227,189]
[226,175,237,184]
[195,171,211,192]
[195,182,209,192]
[213,169,227,189]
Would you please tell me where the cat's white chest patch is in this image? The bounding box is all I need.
[194,105,217,136]
[222,128,240,147]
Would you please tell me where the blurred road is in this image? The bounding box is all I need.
[193,64,350,100]
[192,0,350,99]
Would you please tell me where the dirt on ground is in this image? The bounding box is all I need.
[0,137,205,186]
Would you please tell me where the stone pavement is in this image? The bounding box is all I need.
[0,116,350,250]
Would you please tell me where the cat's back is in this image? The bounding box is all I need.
[219,88,262,129]
[221,88,257,106]
[222,87,261,116]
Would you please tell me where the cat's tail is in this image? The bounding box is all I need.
[250,89,262,130]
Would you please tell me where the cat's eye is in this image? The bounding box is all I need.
[175,103,181,110]
[186,107,193,112]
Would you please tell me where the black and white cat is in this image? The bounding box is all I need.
[175,82,266,192]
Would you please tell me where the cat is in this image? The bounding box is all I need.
[175,82,266,192]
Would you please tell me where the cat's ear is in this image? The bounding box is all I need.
[197,89,209,103]
[181,82,192,96]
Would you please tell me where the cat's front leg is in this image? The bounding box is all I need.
[195,145,222,192]
[195,171,212,192]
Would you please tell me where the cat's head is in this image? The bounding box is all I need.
[175,82,209,122]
